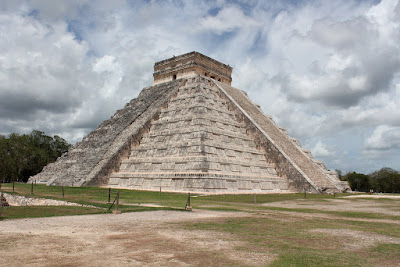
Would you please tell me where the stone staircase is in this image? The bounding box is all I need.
[216,81,341,192]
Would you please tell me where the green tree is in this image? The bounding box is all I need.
[343,172,370,192]
[369,168,400,193]
[52,135,71,158]
[0,130,71,183]
[0,135,12,183]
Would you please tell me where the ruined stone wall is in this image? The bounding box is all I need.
[85,84,181,186]
[29,79,185,186]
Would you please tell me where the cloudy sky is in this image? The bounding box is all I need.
[1,0,399,174]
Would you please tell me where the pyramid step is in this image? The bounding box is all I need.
[147,127,250,140]
[217,82,337,190]
[130,140,263,155]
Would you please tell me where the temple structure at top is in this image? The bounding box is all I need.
[153,51,232,85]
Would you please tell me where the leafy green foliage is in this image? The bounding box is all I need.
[340,168,400,193]
[0,130,71,183]
[344,172,370,192]
[369,167,400,193]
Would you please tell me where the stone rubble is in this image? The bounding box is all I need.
[2,193,95,207]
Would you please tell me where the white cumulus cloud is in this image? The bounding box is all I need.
[1,0,400,173]
[365,125,400,150]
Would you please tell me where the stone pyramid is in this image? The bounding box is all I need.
[30,52,350,194]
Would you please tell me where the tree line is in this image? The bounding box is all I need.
[0,130,71,183]
[338,168,400,193]
[0,130,399,193]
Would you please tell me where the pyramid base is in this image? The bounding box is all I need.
[107,175,291,194]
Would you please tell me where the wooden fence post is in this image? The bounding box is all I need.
[185,192,192,211]
[62,186,65,198]
[31,181,34,195]
[115,190,120,213]
[0,193,3,217]
[12,182,15,192]
[108,188,111,203]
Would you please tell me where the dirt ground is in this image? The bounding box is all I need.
[0,210,271,266]
[261,197,400,216]
[1,198,399,266]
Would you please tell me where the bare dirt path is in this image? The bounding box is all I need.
[0,210,273,266]
[1,198,399,266]
[261,198,400,216]
[344,194,400,199]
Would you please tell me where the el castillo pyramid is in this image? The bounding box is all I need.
[30,52,350,194]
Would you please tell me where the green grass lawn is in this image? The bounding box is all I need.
[181,215,400,266]
[1,183,399,266]
[0,182,353,219]
[0,183,189,220]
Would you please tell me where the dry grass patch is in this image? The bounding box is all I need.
[181,213,400,266]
